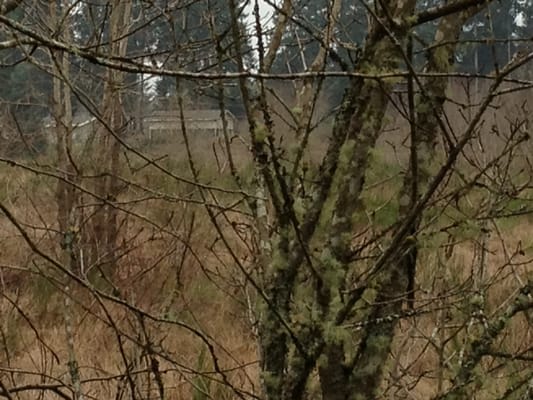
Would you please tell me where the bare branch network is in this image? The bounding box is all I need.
[0,0,532,399]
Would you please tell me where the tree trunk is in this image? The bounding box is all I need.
[89,0,131,279]
[50,0,78,274]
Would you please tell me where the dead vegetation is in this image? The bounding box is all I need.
[1,82,532,398]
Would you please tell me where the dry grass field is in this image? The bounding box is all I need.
[0,80,532,399]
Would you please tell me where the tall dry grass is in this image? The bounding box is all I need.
[1,78,532,399]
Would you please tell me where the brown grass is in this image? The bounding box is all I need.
[1,80,533,399]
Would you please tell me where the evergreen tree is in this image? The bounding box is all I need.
[0,4,52,131]
[151,0,250,115]
[458,0,533,73]
[271,0,368,105]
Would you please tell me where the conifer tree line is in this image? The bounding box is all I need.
[0,0,251,137]
[0,0,532,133]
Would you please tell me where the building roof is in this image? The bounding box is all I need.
[146,109,235,121]
[43,112,96,128]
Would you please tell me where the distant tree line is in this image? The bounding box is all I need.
[0,0,531,137]
[0,0,251,138]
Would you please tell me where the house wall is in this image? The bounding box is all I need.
[142,111,236,141]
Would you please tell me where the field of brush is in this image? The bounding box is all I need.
[0,79,532,399]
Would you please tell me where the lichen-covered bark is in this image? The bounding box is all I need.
[399,5,484,302]
[344,7,486,398]
[227,1,298,397]
[258,0,416,397]
[257,83,360,400]
[313,5,418,400]
[248,0,491,399]
[436,282,533,400]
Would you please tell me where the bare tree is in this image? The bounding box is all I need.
[0,0,532,399]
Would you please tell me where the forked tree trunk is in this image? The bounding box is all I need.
[247,1,489,399]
